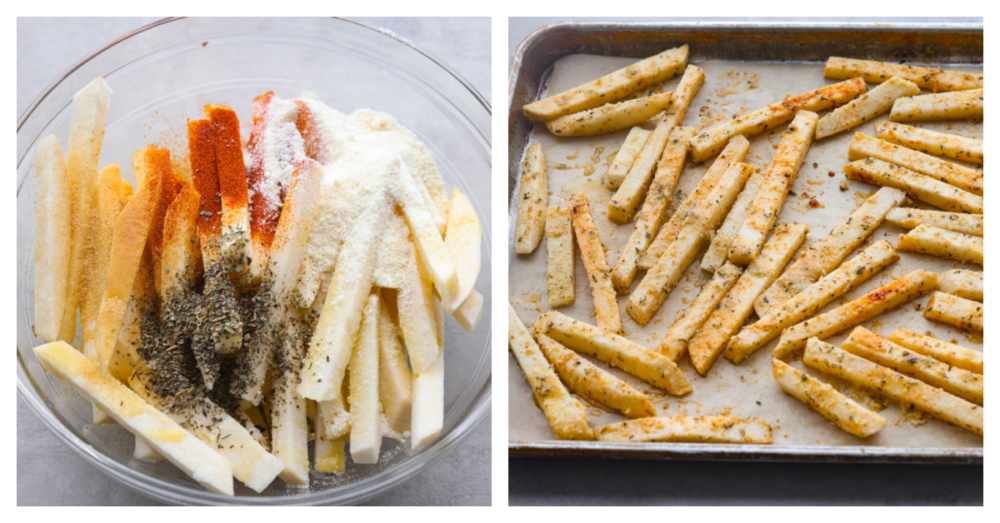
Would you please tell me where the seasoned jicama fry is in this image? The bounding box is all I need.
[608,65,703,223]
[546,92,674,137]
[689,77,866,162]
[888,329,983,375]
[844,158,982,214]
[639,135,749,269]
[538,311,691,396]
[772,359,886,438]
[537,333,655,419]
[158,185,202,302]
[773,270,938,360]
[318,381,351,441]
[299,167,393,402]
[509,304,593,440]
[452,290,484,332]
[373,212,410,289]
[938,270,983,301]
[514,143,547,253]
[60,77,112,343]
[444,187,482,307]
[595,416,772,444]
[689,223,809,374]
[33,135,73,343]
[924,292,983,332]
[269,312,310,485]
[816,76,920,139]
[728,240,898,361]
[848,133,982,195]
[877,121,982,166]
[896,224,983,265]
[606,127,652,191]
[659,262,742,362]
[803,339,982,436]
[207,105,253,277]
[889,88,983,122]
[35,341,234,495]
[628,162,753,326]
[702,168,765,272]
[545,205,575,307]
[728,111,817,266]
[378,299,413,433]
[569,193,623,335]
[396,236,440,373]
[523,45,688,122]
[612,127,694,293]
[823,56,983,92]
[349,294,382,464]
[755,187,905,317]
[886,208,982,236]
[842,327,982,405]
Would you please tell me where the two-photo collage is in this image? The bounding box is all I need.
[16,15,984,507]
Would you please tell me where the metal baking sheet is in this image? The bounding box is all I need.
[508,22,982,463]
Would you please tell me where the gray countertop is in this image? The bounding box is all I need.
[508,16,982,507]
[17,16,491,506]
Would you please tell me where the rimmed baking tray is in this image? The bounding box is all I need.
[508,21,982,463]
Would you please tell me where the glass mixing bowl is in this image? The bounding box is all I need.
[16,17,491,505]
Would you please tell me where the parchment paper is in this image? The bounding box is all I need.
[509,54,983,450]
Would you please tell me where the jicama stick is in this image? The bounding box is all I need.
[349,294,382,464]
[452,290,484,332]
[823,56,983,92]
[545,205,575,307]
[313,408,346,474]
[848,133,982,195]
[513,143,547,253]
[33,135,73,343]
[877,121,982,166]
[889,89,983,122]
[896,224,983,265]
[702,168,765,272]
[728,240,898,361]
[606,127,652,191]
[595,416,772,444]
[886,208,982,236]
[772,359,886,438]
[537,333,654,419]
[538,311,691,396]
[688,222,809,374]
[508,304,593,441]
[546,92,674,137]
[523,45,689,121]
[569,193,623,335]
[937,269,982,301]
[612,126,694,293]
[842,327,982,405]
[444,187,482,307]
[397,236,440,373]
[728,111,817,266]
[773,270,938,360]
[844,158,982,214]
[803,339,982,435]
[379,299,413,433]
[658,262,742,362]
[887,329,982,375]
[815,76,920,139]
[924,292,983,332]
[755,187,904,317]
[411,296,445,448]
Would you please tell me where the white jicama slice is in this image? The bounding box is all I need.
[34,341,233,495]
[239,159,325,404]
[379,299,413,433]
[373,211,410,289]
[318,377,351,440]
[133,437,164,461]
[397,234,441,373]
[349,294,382,464]
[444,187,482,307]
[270,312,310,486]
[397,163,461,313]
[60,77,112,343]
[130,373,284,493]
[417,174,447,234]
[313,408,346,474]
[33,135,73,343]
[298,161,393,402]
[412,297,445,448]
[451,290,484,332]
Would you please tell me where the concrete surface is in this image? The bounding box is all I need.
[17,16,491,506]
[508,16,982,507]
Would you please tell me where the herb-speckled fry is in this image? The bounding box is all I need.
[803,339,982,436]
[659,262,742,362]
[513,143,547,254]
[816,76,920,139]
[848,133,982,195]
[889,89,983,122]
[938,270,982,301]
[877,121,982,166]
[772,359,886,438]
[606,127,652,190]
[897,224,982,265]
[888,329,983,375]
[823,57,983,92]
[886,208,982,236]
[845,158,982,214]
[773,270,938,360]
[569,193,623,335]
[924,292,983,332]
[595,416,772,444]
[546,92,674,137]
[702,168,765,272]
[545,205,575,308]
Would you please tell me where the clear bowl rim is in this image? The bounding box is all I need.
[16,16,492,505]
